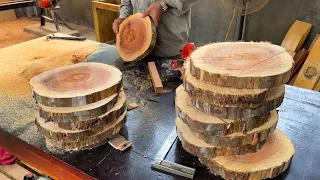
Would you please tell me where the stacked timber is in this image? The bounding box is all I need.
[176,42,295,180]
[30,62,126,151]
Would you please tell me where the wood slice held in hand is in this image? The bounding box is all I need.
[191,85,285,120]
[44,111,127,151]
[30,62,122,107]
[176,117,265,159]
[200,129,295,180]
[176,85,271,136]
[117,12,157,61]
[189,42,293,89]
[184,60,269,108]
[36,91,127,142]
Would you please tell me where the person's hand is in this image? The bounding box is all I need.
[113,18,124,34]
[142,2,163,28]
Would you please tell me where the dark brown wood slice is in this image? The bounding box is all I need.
[44,111,127,151]
[191,85,285,120]
[176,85,271,136]
[189,42,293,89]
[199,130,295,180]
[176,117,265,159]
[30,62,123,107]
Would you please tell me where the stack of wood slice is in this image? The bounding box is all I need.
[30,62,127,151]
[176,42,296,180]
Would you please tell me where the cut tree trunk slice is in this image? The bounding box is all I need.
[193,110,278,148]
[44,111,127,151]
[184,60,270,108]
[191,85,285,120]
[189,42,293,89]
[30,62,122,107]
[176,117,265,159]
[200,129,295,180]
[36,91,127,142]
[116,12,157,61]
[176,85,271,136]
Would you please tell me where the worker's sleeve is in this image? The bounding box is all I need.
[165,0,199,16]
[119,0,133,19]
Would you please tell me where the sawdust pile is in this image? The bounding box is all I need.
[0,34,100,96]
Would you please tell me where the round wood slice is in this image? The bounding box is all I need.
[193,110,278,148]
[36,92,127,142]
[189,42,293,89]
[184,60,270,108]
[116,12,157,61]
[30,62,122,107]
[191,85,285,120]
[176,85,271,136]
[176,117,265,159]
[200,129,295,180]
[44,111,127,151]
[57,90,127,130]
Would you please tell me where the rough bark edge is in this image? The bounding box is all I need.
[32,79,123,107]
[199,154,293,180]
[177,127,266,159]
[184,78,269,108]
[136,20,157,61]
[44,114,127,151]
[191,93,284,120]
[176,103,271,136]
[193,117,278,148]
[189,60,293,89]
[39,94,119,123]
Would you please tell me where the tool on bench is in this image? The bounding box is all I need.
[46,34,87,41]
[171,42,196,71]
[151,128,196,179]
[24,173,53,180]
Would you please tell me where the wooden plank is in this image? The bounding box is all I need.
[0,172,10,180]
[288,49,309,83]
[148,62,163,94]
[0,129,95,180]
[309,34,320,52]
[0,10,16,23]
[0,164,31,180]
[281,20,312,52]
[294,38,320,90]
[314,79,320,92]
[92,1,120,43]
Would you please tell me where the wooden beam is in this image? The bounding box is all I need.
[148,62,163,94]
[0,129,95,180]
[93,1,120,12]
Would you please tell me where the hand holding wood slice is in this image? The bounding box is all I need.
[30,62,122,107]
[116,12,157,61]
[189,42,293,89]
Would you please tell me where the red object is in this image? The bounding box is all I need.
[0,148,17,165]
[181,42,196,59]
[38,0,59,8]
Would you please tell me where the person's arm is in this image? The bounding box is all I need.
[165,0,199,16]
[113,0,133,33]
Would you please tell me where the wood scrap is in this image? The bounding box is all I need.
[288,49,309,83]
[0,164,30,180]
[189,42,293,89]
[309,34,320,51]
[108,135,133,151]
[281,20,312,52]
[148,62,164,94]
[117,12,157,61]
[127,102,139,111]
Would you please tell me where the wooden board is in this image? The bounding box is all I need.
[36,91,126,143]
[281,20,312,52]
[0,164,30,180]
[117,12,157,61]
[148,62,163,94]
[288,49,309,83]
[294,38,320,90]
[45,111,127,151]
[176,85,271,136]
[176,117,265,159]
[30,62,122,107]
[189,42,293,89]
[184,60,269,108]
[0,172,10,180]
[190,85,285,120]
[200,129,295,180]
[0,10,16,23]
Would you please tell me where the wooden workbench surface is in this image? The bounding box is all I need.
[0,40,319,180]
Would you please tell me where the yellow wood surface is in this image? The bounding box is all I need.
[0,10,17,23]
[0,164,31,180]
[92,1,120,43]
[281,20,312,52]
[309,34,320,51]
[294,38,320,90]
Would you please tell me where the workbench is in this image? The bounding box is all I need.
[0,39,319,180]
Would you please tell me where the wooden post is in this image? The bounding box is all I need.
[148,62,163,94]
[92,1,121,43]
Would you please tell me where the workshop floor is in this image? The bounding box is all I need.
[0,17,96,49]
